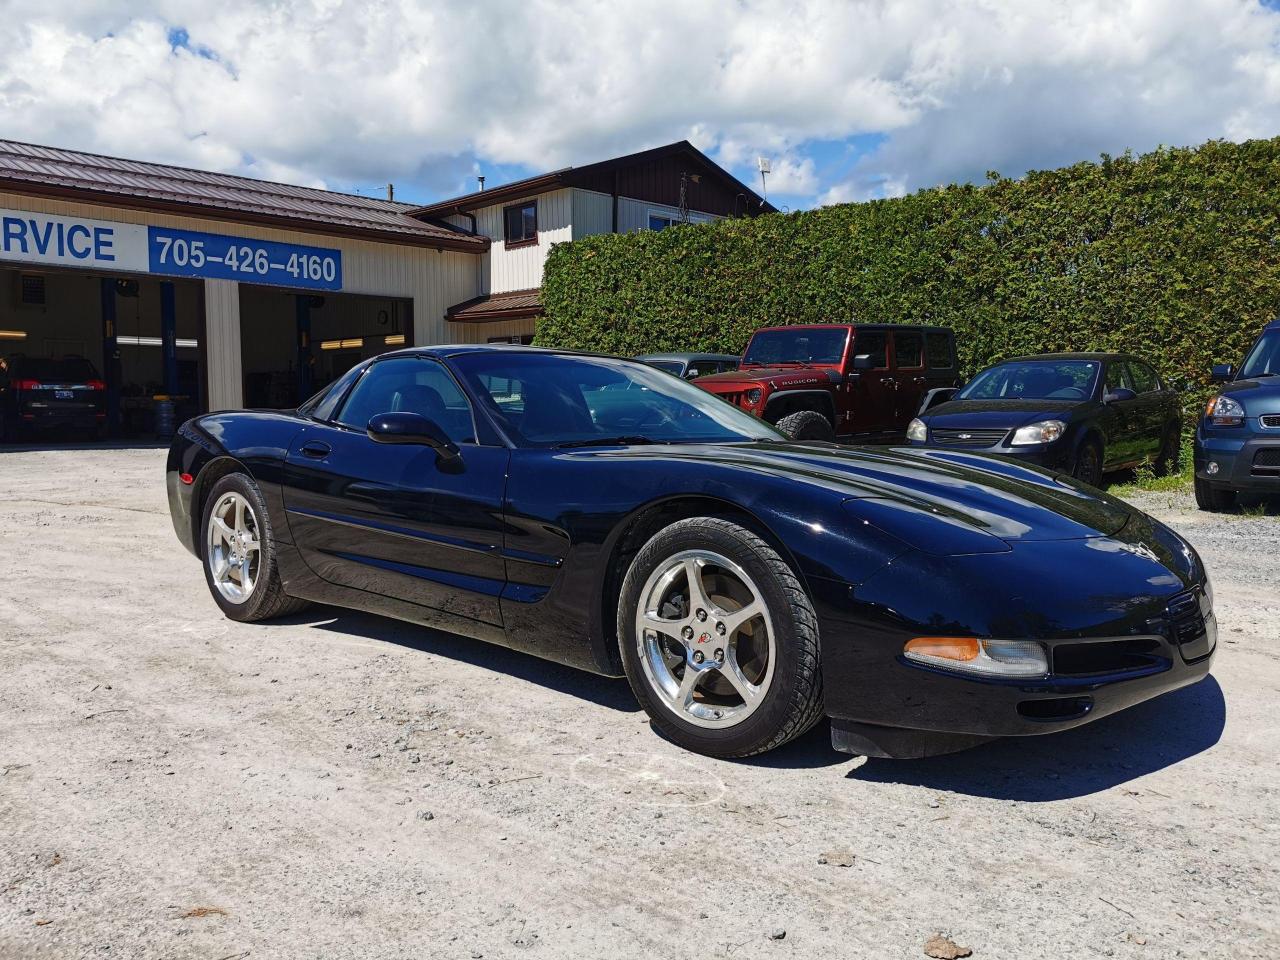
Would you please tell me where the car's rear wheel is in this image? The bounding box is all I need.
[1073,438,1104,487]
[775,409,834,441]
[617,517,823,758]
[201,473,308,622]
[1153,424,1182,476]
[1194,475,1237,512]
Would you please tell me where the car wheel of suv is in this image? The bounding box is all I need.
[617,517,824,758]
[775,409,834,441]
[201,473,309,623]
[1194,475,1237,512]
[1073,438,1104,487]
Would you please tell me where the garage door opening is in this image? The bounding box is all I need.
[0,265,204,442]
[238,287,412,409]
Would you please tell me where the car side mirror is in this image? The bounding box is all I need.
[1211,363,1234,383]
[1103,387,1137,404]
[367,412,460,461]
[851,354,876,371]
[918,386,959,414]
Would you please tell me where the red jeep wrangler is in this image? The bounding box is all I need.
[694,323,959,441]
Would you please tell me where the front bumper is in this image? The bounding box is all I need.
[910,436,1073,470]
[1195,426,1280,492]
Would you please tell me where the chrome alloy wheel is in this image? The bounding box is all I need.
[206,491,261,604]
[634,549,776,729]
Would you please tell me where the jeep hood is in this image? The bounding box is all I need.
[696,366,841,391]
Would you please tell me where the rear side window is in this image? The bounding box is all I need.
[1105,361,1133,393]
[853,330,887,368]
[1130,362,1160,394]
[336,357,476,443]
[925,331,955,370]
[892,330,924,369]
[307,362,366,421]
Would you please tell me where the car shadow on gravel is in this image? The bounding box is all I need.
[293,608,643,713]
[846,675,1226,801]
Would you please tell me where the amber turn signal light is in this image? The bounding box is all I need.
[904,637,980,662]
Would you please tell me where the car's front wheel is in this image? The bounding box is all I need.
[1073,438,1105,487]
[201,473,308,622]
[775,409,835,441]
[617,517,823,758]
[1194,475,1237,512]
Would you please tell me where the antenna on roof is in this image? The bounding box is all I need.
[477,175,486,191]
[386,183,395,201]
[756,157,771,197]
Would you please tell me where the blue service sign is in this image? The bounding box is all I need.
[147,226,343,290]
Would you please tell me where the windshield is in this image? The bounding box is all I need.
[742,328,848,366]
[958,360,1100,401]
[5,357,99,381]
[1239,330,1280,379]
[643,359,684,375]
[450,352,785,447]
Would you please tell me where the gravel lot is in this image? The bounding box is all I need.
[0,445,1277,960]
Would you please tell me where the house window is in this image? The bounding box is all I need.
[503,201,538,246]
[647,211,711,232]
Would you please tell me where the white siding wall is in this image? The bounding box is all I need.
[469,188,573,294]
[617,197,720,234]
[0,190,483,406]
[571,188,614,239]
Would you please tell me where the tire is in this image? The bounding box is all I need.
[1072,438,1104,487]
[200,473,309,622]
[1194,475,1237,512]
[617,517,824,758]
[775,409,835,442]
[1153,424,1182,476]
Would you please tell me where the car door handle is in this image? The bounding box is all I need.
[300,441,331,459]
[880,377,898,388]
[912,376,927,385]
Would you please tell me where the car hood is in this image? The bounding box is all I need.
[593,441,1135,546]
[696,366,841,391]
[1220,377,1280,416]
[922,398,1085,429]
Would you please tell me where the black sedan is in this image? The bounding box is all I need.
[167,346,1215,759]
[906,353,1182,486]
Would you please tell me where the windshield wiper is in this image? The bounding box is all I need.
[554,435,657,448]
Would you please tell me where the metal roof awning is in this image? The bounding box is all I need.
[446,288,543,323]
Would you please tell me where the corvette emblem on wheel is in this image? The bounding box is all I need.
[697,632,712,644]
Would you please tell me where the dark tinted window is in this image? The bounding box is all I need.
[742,328,848,365]
[1130,362,1160,394]
[959,360,1100,400]
[1105,361,1133,393]
[852,330,887,368]
[503,201,537,244]
[893,330,924,368]
[925,331,954,369]
[644,360,685,375]
[6,357,99,381]
[307,362,367,421]
[452,353,781,447]
[336,357,475,443]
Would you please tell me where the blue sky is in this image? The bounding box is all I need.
[5,1,1280,211]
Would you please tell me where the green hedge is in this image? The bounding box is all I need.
[538,137,1280,400]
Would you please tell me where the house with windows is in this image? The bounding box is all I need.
[417,140,775,343]
[0,137,770,436]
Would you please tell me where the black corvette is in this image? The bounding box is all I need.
[906,353,1183,486]
[167,346,1216,759]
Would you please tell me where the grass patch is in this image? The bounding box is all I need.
[1109,440,1194,496]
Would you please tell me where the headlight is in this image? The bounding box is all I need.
[745,388,762,405]
[904,637,1049,678]
[906,418,928,442]
[1010,419,1066,446]
[1206,394,1245,426]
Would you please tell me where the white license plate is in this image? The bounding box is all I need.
[55,390,74,400]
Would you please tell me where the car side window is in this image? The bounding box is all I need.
[335,357,476,444]
[854,330,887,368]
[925,331,954,370]
[1105,361,1134,393]
[1130,362,1160,394]
[892,330,924,369]
[309,363,367,422]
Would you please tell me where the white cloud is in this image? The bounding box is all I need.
[0,0,1278,205]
